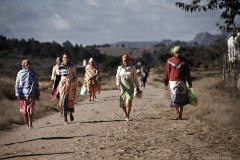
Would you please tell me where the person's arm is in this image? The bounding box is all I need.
[116,66,121,89]
[73,66,77,81]
[51,66,56,81]
[163,61,170,89]
[35,73,40,100]
[185,62,192,87]
[15,72,20,99]
[133,67,140,89]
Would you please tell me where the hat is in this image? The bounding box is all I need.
[172,46,181,54]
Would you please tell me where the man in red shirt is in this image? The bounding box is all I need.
[164,46,192,120]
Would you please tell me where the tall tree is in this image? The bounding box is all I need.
[176,0,240,36]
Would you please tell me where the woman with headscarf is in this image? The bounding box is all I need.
[50,57,62,100]
[58,53,77,124]
[15,59,40,129]
[164,46,192,120]
[84,57,100,102]
[116,54,140,121]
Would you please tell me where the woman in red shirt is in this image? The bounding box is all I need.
[164,46,192,120]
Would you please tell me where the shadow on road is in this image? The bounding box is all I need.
[0,151,74,160]
[81,119,125,124]
[1,134,94,146]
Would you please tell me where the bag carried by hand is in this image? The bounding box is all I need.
[134,88,143,99]
[80,85,87,96]
[187,87,197,106]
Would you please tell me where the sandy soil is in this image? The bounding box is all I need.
[0,85,239,160]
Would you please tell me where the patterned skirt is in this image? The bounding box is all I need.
[18,98,35,115]
[58,77,77,115]
[169,80,189,107]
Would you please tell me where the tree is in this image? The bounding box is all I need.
[176,0,240,36]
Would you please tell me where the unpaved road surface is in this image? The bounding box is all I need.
[0,85,239,160]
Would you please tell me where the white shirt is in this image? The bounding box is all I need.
[51,65,60,80]
[116,65,140,87]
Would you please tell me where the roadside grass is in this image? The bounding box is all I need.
[194,77,240,130]
[0,77,84,130]
[149,66,240,131]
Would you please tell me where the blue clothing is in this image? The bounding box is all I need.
[15,68,40,99]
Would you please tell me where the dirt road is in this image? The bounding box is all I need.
[0,85,239,160]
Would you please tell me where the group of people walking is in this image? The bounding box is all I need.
[15,45,192,129]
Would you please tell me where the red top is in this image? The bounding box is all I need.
[164,56,192,87]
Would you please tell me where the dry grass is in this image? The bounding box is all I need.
[100,73,117,90]
[0,76,85,130]
[193,77,240,130]
[148,66,240,131]
[97,47,147,58]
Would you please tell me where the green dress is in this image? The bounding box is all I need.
[116,65,140,108]
[120,78,134,108]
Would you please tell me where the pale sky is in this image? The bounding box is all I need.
[0,0,222,46]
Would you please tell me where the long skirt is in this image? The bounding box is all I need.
[58,78,77,116]
[86,79,100,93]
[169,80,189,107]
[120,78,134,108]
[19,98,35,115]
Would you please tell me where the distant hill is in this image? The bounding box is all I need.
[190,32,228,46]
[109,32,228,48]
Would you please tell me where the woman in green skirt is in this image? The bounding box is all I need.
[116,54,140,121]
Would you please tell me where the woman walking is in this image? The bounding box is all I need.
[58,53,77,124]
[116,54,140,121]
[164,46,192,120]
[51,57,62,100]
[15,59,40,129]
[84,58,100,102]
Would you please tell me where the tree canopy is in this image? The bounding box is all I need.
[176,0,240,36]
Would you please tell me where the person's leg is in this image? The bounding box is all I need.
[23,114,29,129]
[64,112,68,124]
[89,92,92,101]
[179,106,183,120]
[70,111,74,121]
[125,105,132,121]
[122,106,127,120]
[175,105,180,120]
[28,114,33,129]
[91,91,95,101]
